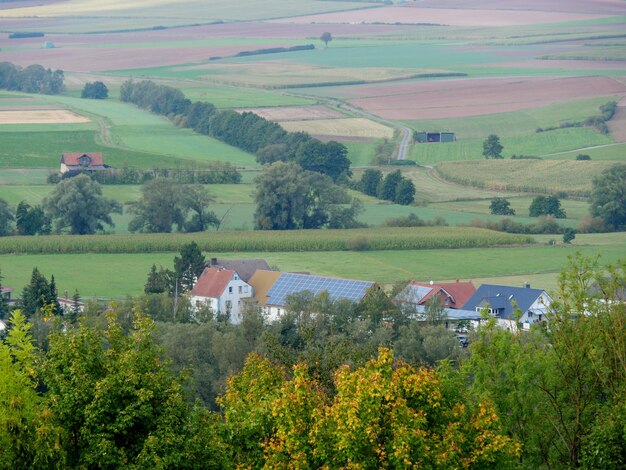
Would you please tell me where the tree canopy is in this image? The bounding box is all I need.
[254,161,362,230]
[590,163,626,230]
[528,195,566,218]
[0,198,13,236]
[483,134,504,159]
[43,174,122,234]
[320,31,332,47]
[81,81,108,99]
[295,139,351,182]
[490,197,515,215]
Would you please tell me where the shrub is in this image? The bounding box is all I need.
[562,228,576,244]
[576,154,591,161]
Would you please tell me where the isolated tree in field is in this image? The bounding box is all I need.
[562,227,576,244]
[15,201,50,235]
[254,162,362,230]
[528,195,566,218]
[0,198,13,236]
[394,177,416,205]
[483,134,504,159]
[81,81,108,99]
[359,168,383,197]
[490,197,515,215]
[129,177,185,233]
[43,174,122,234]
[295,140,351,181]
[320,32,332,48]
[590,163,626,230]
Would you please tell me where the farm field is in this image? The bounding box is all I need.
[0,92,257,168]
[435,160,616,197]
[1,0,625,307]
[407,127,613,164]
[1,235,623,299]
[278,118,394,139]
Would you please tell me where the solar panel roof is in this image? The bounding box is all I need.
[266,273,374,307]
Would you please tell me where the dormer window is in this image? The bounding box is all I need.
[78,155,91,167]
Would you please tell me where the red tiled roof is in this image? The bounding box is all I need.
[61,152,104,166]
[410,281,476,309]
[191,267,235,298]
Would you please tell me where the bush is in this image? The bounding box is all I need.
[81,81,108,99]
[562,228,576,243]
[576,154,591,161]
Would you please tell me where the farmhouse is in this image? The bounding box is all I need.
[190,267,253,324]
[396,280,476,311]
[205,258,271,283]
[462,283,552,331]
[262,272,376,321]
[60,152,107,174]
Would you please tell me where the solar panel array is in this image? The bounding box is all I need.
[266,273,374,306]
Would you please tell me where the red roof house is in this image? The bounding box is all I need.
[190,267,253,324]
[396,281,476,310]
[60,152,106,174]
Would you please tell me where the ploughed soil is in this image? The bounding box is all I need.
[343,76,626,120]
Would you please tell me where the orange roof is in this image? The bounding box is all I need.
[410,281,476,309]
[61,152,104,166]
[191,267,235,298]
[248,270,282,306]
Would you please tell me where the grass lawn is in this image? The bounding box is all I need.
[1,236,623,299]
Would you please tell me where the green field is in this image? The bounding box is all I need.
[0,93,256,168]
[408,128,613,164]
[436,160,615,197]
[548,143,626,161]
[403,96,618,140]
[0,234,623,298]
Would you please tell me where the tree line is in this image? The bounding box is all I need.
[0,62,64,94]
[1,254,624,468]
[119,79,351,182]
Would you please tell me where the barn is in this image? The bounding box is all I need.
[414,131,455,143]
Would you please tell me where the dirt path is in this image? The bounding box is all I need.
[607,96,626,143]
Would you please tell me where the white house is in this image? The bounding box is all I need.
[189,267,252,324]
[462,283,552,331]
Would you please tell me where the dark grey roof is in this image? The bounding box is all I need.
[209,259,271,283]
[462,284,549,320]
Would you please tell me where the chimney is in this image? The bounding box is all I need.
[524,282,530,289]
[211,257,218,266]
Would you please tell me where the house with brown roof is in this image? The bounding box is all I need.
[190,267,253,324]
[396,280,476,312]
[60,152,107,174]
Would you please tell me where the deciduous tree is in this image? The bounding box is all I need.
[129,177,185,233]
[295,139,351,181]
[590,163,626,230]
[529,195,566,218]
[15,201,50,235]
[490,197,515,215]
[43,174,122,234]
[320,31,332,47]
[254,162,361,230]
[483,134,504,159]
[0,198,14,236]
[81,81,108,99]
[359,168,383,196]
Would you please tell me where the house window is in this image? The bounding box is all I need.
[244,285,249,293]
[229,286,233,294]
[238,286,242,294]
[225,300,232,310]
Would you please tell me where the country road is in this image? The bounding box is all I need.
[295,95,414,160]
